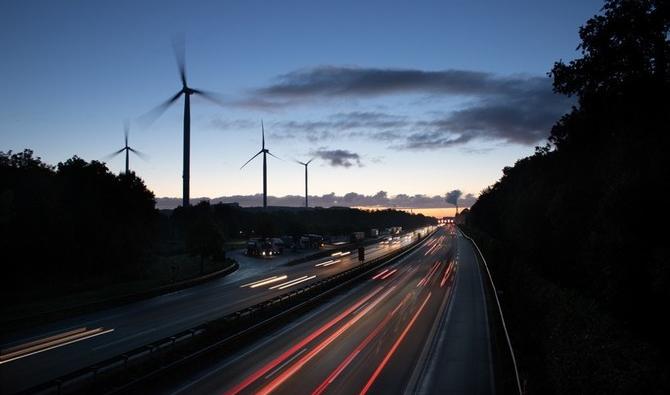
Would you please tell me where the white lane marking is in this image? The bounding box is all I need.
[263,348,308,380]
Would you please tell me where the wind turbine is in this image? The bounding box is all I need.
[295,158,314,208]
[241,121,281,208]
[104,121,146,174]
[141,39,223,207]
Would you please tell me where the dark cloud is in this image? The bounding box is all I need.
[275,111,409,141]
[247,66,573,148]
[155,190,478,210]
[209,118,256,131]
[257,66,525,97]
[445,190,463,205]
[312,148,362,168]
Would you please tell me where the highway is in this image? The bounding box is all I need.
[145,226,494,395]
[0,228,432,394]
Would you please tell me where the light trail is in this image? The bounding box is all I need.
[0,327,114,365]
[417,261,441,287]
[222,287,386,395]
[441,261,454,287]
[380,269,397,280]
[315,259,340,267]
[359,292,432,395]
[256,286,398,395]
[241,275,286,288]
[277,275,317,290]
[311,294,411,395]
[371,269,389,280]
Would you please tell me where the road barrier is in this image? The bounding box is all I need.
[23,229,436,395]
[459,228,523,395]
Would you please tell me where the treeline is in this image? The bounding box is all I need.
[169,202,434,241]
[0,150,434,303]
[465,1,669,393]
[0,150,159,300]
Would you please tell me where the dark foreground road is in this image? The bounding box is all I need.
[0,229,430,394]
[147,227,493,395]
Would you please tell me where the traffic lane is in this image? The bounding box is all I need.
[216,230,453,395]
[270,237,455,395]
[162,228,452,395]
[1,231,416,346]
[417,231,494,395]
[0,231,432,393]
[150,228,448,395]
[0,232,414,350]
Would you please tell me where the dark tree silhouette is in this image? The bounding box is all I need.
[466,1,669,393]
[0,150,158,301]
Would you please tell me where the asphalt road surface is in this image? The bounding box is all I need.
[148,227,494,395]
[0,229,432,394]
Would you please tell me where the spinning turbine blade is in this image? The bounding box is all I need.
[138,90,183,127]
[124,121,129,145]
[172,35,187,87]
[102,148,126,160]
[191,89,226,107]
[128,147,149,160]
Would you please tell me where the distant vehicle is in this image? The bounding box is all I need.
[389,226,402,234]
[369,228,379,237]
[299,234,324,249]
[350,231,365,242]
[246,238,283,257]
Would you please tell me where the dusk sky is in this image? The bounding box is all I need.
[1,0,602,203]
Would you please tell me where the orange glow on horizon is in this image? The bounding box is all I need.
[353,207,466,218]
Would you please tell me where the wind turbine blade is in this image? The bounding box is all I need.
[267,151,282,161]
[295,159,307,166]
[128,147,149,161]
[240,150,263,169]
[124,120,129,146]
[102,148,126,161]
[138,91,183,127]
[172,35,187,87]
[261,120,265,149]
[191,89,226,107]
[306,157,315,165]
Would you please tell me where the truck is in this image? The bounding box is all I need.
[389,226,402,235]
[350,231,365,242]
[246,237,283,257]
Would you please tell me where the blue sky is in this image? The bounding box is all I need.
[1,0,603,201]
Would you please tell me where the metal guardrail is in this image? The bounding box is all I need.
[459,228,523,395]
[23,230,435,395]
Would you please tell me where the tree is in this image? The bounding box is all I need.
[467,1,670,392]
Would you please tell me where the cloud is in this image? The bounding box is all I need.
[246,66,573,148]
[257,66,522,97]
[312,148,362,167]
[155,190,479,210]
[209,118,256,131]
[445,190,463,205]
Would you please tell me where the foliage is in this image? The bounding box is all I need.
[0,150,158,300]
[466,1,670,392]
